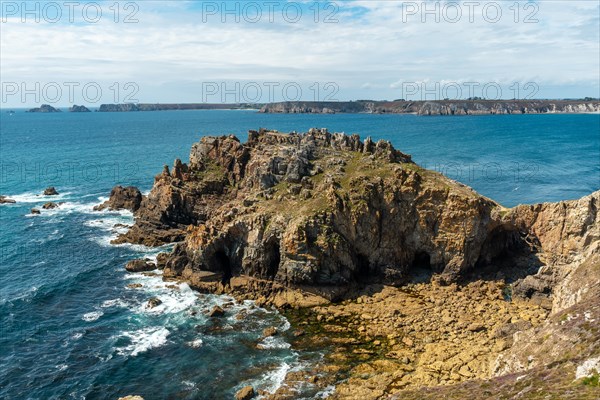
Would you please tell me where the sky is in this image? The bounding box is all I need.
[0,0,599,107]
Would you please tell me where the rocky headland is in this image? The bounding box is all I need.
[259,100,600,116]
[107,128,599,398]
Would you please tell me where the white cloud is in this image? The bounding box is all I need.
[1,0,598,106]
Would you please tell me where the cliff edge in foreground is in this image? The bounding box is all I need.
[108,128,599,398]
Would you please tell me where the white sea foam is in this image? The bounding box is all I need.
[101,298,129,308]
[315,385,336,398]
[9,191,73,203]
[56,364,68,371]
[187,338,203,348]
[139,282,198,315]
[82,311,104,322]
[116,327,170,357]
[261,362,292,394]
[257,335,292,350]
[71,332,83,340]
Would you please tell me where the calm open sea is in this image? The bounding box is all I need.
[1,110,598,399]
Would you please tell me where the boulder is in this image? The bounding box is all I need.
[42,202,62,209]
[94,185,142,212]
[43,187,59,196]
[30,208,41,215]
[235,386,255,400]
[125,259,157,272]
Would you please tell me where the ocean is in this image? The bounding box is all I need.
[1,110,598,399]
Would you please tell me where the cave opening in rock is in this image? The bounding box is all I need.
[215,250,232,285]
[356,254,371,281]
[265,240,281,280]
[410,251,434,283]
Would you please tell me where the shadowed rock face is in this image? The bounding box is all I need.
[94,186,143,212]
[113,128,534,293]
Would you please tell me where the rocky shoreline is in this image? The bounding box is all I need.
[104,128,599,398]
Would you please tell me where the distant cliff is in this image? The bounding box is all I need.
[98,103,260,112]
[259,100,600,115]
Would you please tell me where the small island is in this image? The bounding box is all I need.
[27,104,61,113]
[68,105,91,112]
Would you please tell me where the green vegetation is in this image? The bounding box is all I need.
[581,373,599,387]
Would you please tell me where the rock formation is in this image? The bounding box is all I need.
[43,187,59,196]
[110,128,599,398]
[94,186,143,212]
[115,128,518,293]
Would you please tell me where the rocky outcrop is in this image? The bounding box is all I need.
[43,187,59,196]
[27,104,61,113]
[0,195,16,204]
[42,202,62,209]
[115,128,523,295]
[235,386,255,400]
[94,186,143,212]
[68,104,91,112]
[125,259,157,272]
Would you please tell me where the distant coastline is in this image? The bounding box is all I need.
[15,99,600,116]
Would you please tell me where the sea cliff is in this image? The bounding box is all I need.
[259,100,600,115]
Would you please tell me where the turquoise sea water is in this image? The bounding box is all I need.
[0,110,598,399]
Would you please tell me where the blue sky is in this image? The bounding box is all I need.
[1,0,599,107]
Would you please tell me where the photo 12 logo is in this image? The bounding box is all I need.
[199,1,339,23]
[0,1,140,23]
[398,81,539,100]
[1,81,140,104]
[400,1,539,23]
[1,161,140,185]
[201,81,339,103]
[422,161,540,184]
